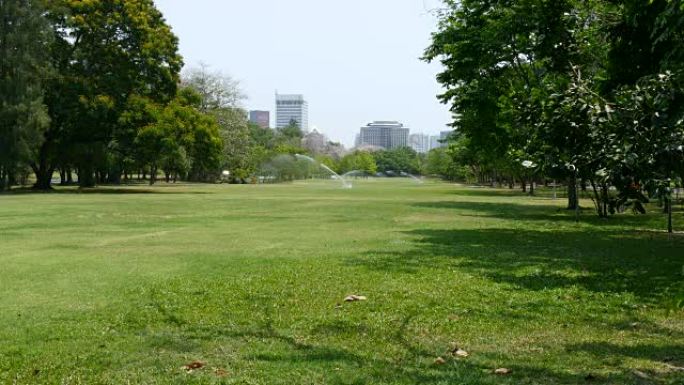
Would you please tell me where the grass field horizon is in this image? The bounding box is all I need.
[1,179,683,384]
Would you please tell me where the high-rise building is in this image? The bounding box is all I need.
[249,110,270,129]
[440,130,453,142]
[409,133,431,154]
[429,135,441,150]
[276,94,309,132]
[357,121,409,150]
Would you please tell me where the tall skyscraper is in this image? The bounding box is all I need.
[276,94,309,132]
[249,110,270,129]
[409,133,431,154]
[357,121,409,150]
[429,135,441,150]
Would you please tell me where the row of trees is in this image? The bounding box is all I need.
[0,0,308,190]
[425,0,684,226]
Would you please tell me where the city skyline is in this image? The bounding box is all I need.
[154,0,451,147]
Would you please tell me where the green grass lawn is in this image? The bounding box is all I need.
[1,180,683,384]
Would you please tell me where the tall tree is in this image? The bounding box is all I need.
[33,0,182,189]
[0,0,50,191]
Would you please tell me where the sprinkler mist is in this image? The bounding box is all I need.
[295,154,352,189]
[400,172,424,184]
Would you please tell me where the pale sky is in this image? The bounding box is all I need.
[154,0,452,147]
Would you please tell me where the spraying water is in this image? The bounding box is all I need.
[342,170,365,179]
[400,171,424,184]
[295,154,352,188]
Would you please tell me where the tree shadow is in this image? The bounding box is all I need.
[1,186,212,195]
[412,201,675,228]
[350,227,684,303]
[181,312,594,384]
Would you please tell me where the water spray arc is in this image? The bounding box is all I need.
[295,154,352,189]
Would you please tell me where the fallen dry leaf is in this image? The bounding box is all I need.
[494,368,512,375]
[449,344,469,358]
[213,368,229,377]
[633,370,649,379]
[344,295,367,302]
[434,357,446,365]
[665,363,684,372]
[182,361,205,372]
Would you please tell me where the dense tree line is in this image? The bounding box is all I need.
[425,0,684,227]
[0,0,302,190]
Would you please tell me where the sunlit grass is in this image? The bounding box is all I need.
[1,180,682,384]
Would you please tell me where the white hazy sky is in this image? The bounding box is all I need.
[154,0,452,147]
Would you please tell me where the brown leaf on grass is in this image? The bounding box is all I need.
[494,368,512,375]
[181,361,205,372]
[344,295,367,302]
[449,344,469,358]
[434,357,446,365]
[214,368,229,377]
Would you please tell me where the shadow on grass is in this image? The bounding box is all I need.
[570,342,684,367]
[182,312,594,384]
[412,200,678,228]
[351,227,684,303]
[1,186,212,195]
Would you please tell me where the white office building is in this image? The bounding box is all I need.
[276,94,309,132]
[358,121,410,150]
[409,133,431,154]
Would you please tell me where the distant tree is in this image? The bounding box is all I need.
[339,151,377,175]
[373,147,421,175]
[182,63,245,112]
[280,120,303,140]
[214,108,255,181]
[0,0,51,191]
[136,89,222,185]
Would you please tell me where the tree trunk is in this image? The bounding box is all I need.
[79,162,96,188]
[521,178,527,193]
[0,167,8,191]
[667,196,673,233]
[567,175,578,210]
[601,183,609,217]
[149,166,157,185]
[32,166,54,190]
[529,179,535,196]
[589,179,603,217]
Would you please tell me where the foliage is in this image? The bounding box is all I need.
[426,0,684,229]
[373,147,421,175]
[338,151,377,175]
[28,0,183,188]
[0,0,51,190]
[135,89,222,185]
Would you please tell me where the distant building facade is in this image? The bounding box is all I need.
[358,121,409,150]
[249,110,270,129]
[409,133,431,154]
[276,94,309,132]
[440,130,453,142]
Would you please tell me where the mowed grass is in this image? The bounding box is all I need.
[0,180,683,385]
